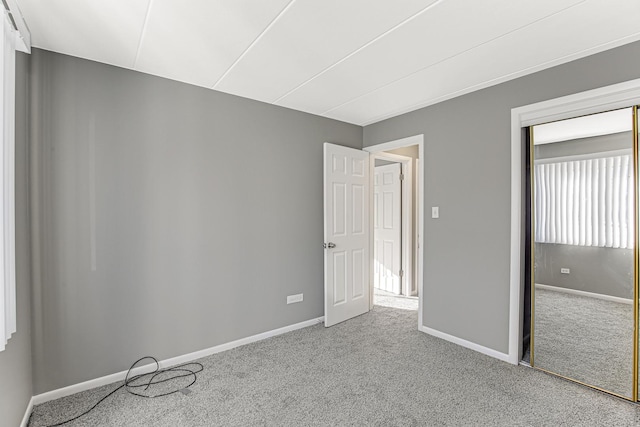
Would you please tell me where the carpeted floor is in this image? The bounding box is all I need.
[533,288,634,398]
[29,294,640,426]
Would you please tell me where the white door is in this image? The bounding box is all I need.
[323,143,370,327]
[374,163,402,295]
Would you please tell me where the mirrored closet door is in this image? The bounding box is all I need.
[530,106,638,400]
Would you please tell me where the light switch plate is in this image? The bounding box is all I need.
[431,207,439,219]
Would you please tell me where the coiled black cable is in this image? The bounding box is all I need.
[39,356,204,427]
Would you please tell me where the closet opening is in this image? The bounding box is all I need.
[522,106,639,401]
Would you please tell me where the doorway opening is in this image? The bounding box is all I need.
[365,136,424,324]
[321,135,424,328]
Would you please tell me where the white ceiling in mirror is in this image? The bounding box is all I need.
[15,0,640,126]
[533,108,633,145]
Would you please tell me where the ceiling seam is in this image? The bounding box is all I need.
[211,0,297,89]
[319,0,587,117]
[356,31,640,127]
[132,0,155,69]
[271,0,445,105]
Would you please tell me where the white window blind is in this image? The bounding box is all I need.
[534,154,634,249]
[0,10,16,352]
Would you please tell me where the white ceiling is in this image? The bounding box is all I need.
[16,0,640,126]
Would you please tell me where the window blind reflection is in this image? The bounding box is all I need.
[534,155,634,249]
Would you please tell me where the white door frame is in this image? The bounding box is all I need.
[373,153,413,297]
[509,78,640,365]
[365,135,424,330]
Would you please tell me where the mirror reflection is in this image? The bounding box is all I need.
[532,107,635,399]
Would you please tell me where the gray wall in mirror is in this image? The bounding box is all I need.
[363,40,640,354]
[0,52,33,426]
[29,48,362,394]
[535,132,632,159]
[535,243,633,299]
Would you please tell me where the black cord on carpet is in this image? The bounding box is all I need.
[41,356,204,427]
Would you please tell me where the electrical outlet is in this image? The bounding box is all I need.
[560,268,570,274]
[287,293,303,304]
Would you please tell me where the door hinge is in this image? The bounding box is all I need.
[399,173,404,181]
[399,269,404,277]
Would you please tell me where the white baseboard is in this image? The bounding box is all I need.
[535,283,633,305]
[419,325,511,363]
[32,316,324,405]
[20,397,33,427]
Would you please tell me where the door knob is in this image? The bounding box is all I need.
[323,242,336,249]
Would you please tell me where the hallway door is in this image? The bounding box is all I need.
[374,163,402,295]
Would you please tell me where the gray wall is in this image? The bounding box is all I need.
[29,49,362,394]
[0,53,32,427]
[363,41,640,354]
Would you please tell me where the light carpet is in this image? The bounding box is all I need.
[29,296,640,426]
[533,288,634,398]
